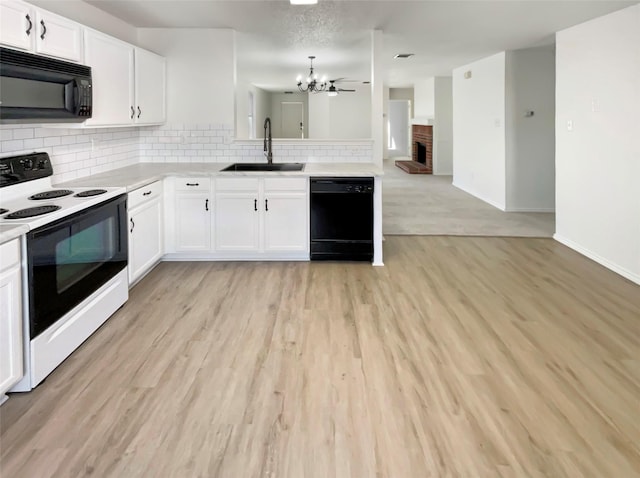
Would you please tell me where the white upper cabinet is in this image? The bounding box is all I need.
[134,47,166,125]
[83,29,134,127]
[0,1,81,62]
[34,9,82,62]
[83,30,165,127]
[0,1,34,51]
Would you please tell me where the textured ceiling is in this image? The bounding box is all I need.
[79,0,636,91]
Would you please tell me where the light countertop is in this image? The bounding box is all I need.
[0,224,29,244]
[58,162,384,192]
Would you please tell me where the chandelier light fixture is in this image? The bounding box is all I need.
[296,56,327,93]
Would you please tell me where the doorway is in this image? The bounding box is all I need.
[281,102,304,138]
[388,100,411,158]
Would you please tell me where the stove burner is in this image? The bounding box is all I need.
[0,208,8,215]
[75,189,107,198]
[5,205,61,219]
[29,189,74,200]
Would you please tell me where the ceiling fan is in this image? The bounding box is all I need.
[327,79,356,96]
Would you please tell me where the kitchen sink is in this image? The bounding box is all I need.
[220,163,305,172]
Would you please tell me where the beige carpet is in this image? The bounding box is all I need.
[383,159,555,237]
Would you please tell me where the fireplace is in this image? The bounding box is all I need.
[395,123,433,174]
[411,124,433,173]
[416,142,427,165]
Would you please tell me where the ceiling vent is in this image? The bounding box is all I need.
[394,53,414,59]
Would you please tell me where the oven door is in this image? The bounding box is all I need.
[27,195,127,338]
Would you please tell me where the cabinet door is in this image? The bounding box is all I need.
[214,193,260,252]
[263,193,309,252]
[175,193,211,251]
[84,30,134,127]
[34,10,81,62]
[0,1,33,51]
[134,48,166,125]
[0,257,23,396]
[129,199,163,284]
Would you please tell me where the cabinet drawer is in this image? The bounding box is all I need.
[175,177,210,192]
[216,177,260,192]
[264,177,307,192]
[129,180,163,209]
[0,238,21,272]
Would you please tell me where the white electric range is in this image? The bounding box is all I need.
[1,152,129,391]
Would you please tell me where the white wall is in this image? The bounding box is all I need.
[137,29,235,126]
[308,93,331,139]
[414,77,435,123]
[253,87,271,138]
[505,46,556,212]
[383,86,390,158]
[433,77,453,175]
[328,86,372,139]
[308,87,371,139]
[453,52,507,209]
[555,4,640,284]
[30,0,137,44]
[390,88,415,117]
[387,87,414,159]
[387,100,411,158]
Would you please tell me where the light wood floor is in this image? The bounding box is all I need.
[1,236,639,477]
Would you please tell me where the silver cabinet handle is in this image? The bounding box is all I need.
[254,199,257,211]
[130,106,135,119]
[142,191,151,196]
[265,198,268,211]
[26,14,32,36]
[186,182,199,186]
[40,20,46,40]
[205,199,209,211]
[137,106,141,118]
[130,217,135,233]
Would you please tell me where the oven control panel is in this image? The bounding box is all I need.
[0,152,53,187]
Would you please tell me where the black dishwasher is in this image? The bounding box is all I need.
[310,177,374,261]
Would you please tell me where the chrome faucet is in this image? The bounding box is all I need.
[264,117,273,164]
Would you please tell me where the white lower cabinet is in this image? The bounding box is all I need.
[128,181,163,285]
[263,180,309,253]
[0,238,23,403]
[214,177,309,258]
[214,178,260,252]
[174,177,212,252]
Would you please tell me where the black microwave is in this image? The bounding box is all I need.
[0,47,92,122]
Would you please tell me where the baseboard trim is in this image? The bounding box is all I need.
[553,234,640,285]
[452,181,506,211]
[506,207,556,213]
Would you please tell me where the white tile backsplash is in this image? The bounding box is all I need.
[0,122,373,181]
[0,124,138,183]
